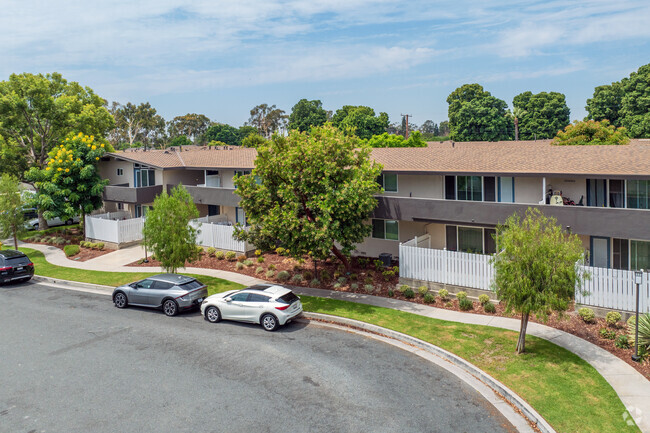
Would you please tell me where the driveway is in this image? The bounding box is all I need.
[0,281,516,433]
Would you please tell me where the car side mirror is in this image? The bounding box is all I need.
[225,297,232,302]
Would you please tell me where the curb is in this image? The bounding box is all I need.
[302,312,557,433]
[32,275,114,293]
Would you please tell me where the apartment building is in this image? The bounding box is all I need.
[98,139,650,271]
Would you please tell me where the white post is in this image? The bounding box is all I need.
[541,177,547,204]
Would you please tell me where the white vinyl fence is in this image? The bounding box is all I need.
[90,211,131,220]
[190,220,252,253]
[399,243,650,313]
[85,215,144,244]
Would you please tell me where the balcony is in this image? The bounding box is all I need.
[103,184,163,204]
[374,196,650,240]
[169,184,241,208]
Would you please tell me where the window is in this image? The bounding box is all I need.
[248,293,270,303]
[483,177,496,202]
[116,168,123,176]
[609,180,624,208]
[135,279,154,289]
[613,238,629,270]
[135,205,151,218]
[134,166,155,187]
[235,207,246,225]
[208,205,220,216]
[371,219,399,240]
[457,176,482,201]
[445,176,456,200]
[458,227,483,253]
[230,293,250,302]
[446,225,495,254]
[627,180,650,209]
[498,177,514,203]
[631,240,650,271]
[117,202,124,210]
[205,170,221,187]
[378,173,398,193]
[587,179,607,207]
[152,281,173,290]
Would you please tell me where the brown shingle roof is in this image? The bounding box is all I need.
[107,140,650,177]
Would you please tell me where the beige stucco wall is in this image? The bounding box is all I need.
[353,220,427,257]
[383,174,444,199]
[547,177,586,204]
[221,170,250,189]
[164,169,203,187]
[100,159,134,186]
[425,222,446,249]
[514,177,542,204]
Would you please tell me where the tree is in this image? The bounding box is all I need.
[586,83,623,127]
[142,185,199,273]
[366,131,427,147]
[552,119,629,146]
[0,174,27,249]
[247,104,287,139]
[110,102,164,148]
[512,91,570,140]
[288,99,328,132]
[241,133,268,148]
[509,107,526,141]
[169,135,192,147]
[0,72,114,228]
[492,208,585,353]
[25,133,110,238]
[0,136,28,179]
[438,120,450,136]
[419,120,438,135]
[169,113,211,144]
[233,124,382,269]
[447,84,513,141]
[330,105,389,139]
[204,123,243,146]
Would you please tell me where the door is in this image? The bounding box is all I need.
[220,292,250,320]
[129,279,155,304]
[245,293,270,322]
[590,237,610,268]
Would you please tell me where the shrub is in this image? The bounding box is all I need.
[337,277,347,285]
[388,288,394,297]
[478,294,490,305]
[349,273,358,280]
[319,270,331,281]
[298,258,306,265]
[399,284,410,293]
[599,328,616,340]
[291,274,303,283]
[206,247,216,257]
[235,262,245,270]
[257,256,265,263]
[293,263,303,271]
[484,302,496,313]
[418,286,429,296]
[65,239,71,245]
[373,259,385,269]
[268,264,276,270]
[54,237,66,245]
[606,311,622,327]
[456,291,467,301]
[255,249,262,256]
[627,313,650,349]
[309,279,320,288]
[403,288,415,299]
[196,245,205,255]
[333,271,341,279]
[150,254,156,261]
[382,270,395,281]
[459,297,473,311]
[255,266,264,274]
[392,265,399,273]
[275,247,285,256]
[351,283,359,290]
[364,277,373,285]
[364,284,375,294]
[277,270,290,282]
[63,245,80,257]
[265,270,275,279]
[96,242,105,250]
[357,257,369,266]
[225,251,236,261]
[615,334,630,349]
[236,254,247,262]
[423,293,435,304]
[578,307,596,323]
[303,270,313,280]
[438,288,449,300]
[243,259,254,267]
[215,251,225,260]
[445,301,453,308]
[333,283,342,289]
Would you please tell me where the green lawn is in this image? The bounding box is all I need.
[9,246,639,433]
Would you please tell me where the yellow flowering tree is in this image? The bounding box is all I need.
[25,133,110,237]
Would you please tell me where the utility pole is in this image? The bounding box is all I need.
[401,114,413,139]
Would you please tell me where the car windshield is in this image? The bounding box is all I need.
[5,256,30,266]
[276,292,299,305]
[179,280,202,291]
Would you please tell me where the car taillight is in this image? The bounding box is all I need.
[275,304,290,311]
[27,262,34,267]
[0,266,11,271]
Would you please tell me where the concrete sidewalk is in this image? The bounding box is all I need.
[16,240,650,432]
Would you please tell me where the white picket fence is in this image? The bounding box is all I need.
[399,243,650,313]
[85,215,144,244]
[399,244,494,290]
[190,220,252,252]
[90,211,131,220]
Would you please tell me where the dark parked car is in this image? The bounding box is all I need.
[0,250,34,284]
[112,274,208,316]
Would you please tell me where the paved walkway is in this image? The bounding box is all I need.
[15,241,650,432]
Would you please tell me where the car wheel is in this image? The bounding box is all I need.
[205,306,221,323]
[261,313,279,332]
[33,223,39,230]
[113,292,128,308]
[163,299,178,317]
[66,219,73,225]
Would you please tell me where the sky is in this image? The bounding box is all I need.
[2,0,650,128]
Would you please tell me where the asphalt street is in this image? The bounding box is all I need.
[0,281,516,433]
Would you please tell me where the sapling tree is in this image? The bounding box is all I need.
[492,208,586,353]
[0,174,27,249]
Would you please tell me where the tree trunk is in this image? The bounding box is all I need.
[13,226,18,250]
[81,211,86,240]
[516,312,529,354]
[514,117,519,141]
[37,208,49,231]
[330,245,350,270]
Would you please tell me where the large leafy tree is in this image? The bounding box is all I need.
[168,113,211,144]
[331,105,389,139]
[419,120,439,135]
[0,173,27,249]
[552,120,629,146]
[142,185,199,273]
[492,208,585,354]
[288,99,328,132]
[204,123,243,146]
[25,133,110,238]
[586,83,624,127]
[447,84,512,141]
[233,124,382,269]
[0,136,28,179]
[512,91,570,140]
[247,104,287,139]
[366,131,427,147]
[109,102,165,149]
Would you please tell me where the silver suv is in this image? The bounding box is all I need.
[201,284,303,331]
[112,274,208,316]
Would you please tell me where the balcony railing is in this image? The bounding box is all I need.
[103,184,162,204]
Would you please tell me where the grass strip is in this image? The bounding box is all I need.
[10,246,639,433]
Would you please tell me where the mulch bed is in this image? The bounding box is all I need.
[127,250,650,380]
[66,246,114,262]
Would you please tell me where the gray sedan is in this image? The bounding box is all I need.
[112,274,208,316]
